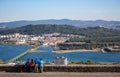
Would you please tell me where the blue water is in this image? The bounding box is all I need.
[37,46,53,53]
[20,46,120,63]
[0,45,120,62]
[0,44,31,60]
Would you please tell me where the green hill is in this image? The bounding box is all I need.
[0,24,120,37]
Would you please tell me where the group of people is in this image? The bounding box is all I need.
[25,58,44,73]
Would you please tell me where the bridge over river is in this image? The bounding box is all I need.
[8,46,42,63]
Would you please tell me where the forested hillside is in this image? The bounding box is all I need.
[0,24,120,37]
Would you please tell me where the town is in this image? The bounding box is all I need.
[0,33,85,46]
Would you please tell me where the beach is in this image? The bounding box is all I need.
[53,49,101,53]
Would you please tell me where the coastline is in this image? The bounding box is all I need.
[53,49,101,53]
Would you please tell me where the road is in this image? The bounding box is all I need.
[0,72,120,77]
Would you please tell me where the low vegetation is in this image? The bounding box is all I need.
[58,36,120,50]
[70,60,99,65]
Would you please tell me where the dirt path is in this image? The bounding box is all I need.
[0,72,120,77]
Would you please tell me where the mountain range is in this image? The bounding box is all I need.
[0,19,120,29]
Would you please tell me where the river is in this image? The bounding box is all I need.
[0,44,120,63]
[20,46,120,63]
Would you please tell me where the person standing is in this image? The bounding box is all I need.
[29,59,34,72]
[34,58,39,72]
[39,58,44,73]
[25,59,30,72]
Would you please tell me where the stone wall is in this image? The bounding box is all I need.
[0,65,120,72]
[44,65,120,72]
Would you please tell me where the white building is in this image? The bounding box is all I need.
[16,39,26,44]
[54,57,68,65]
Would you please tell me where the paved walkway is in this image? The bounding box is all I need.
[0,72,120,77]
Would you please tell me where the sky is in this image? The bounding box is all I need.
[0,0,120,22]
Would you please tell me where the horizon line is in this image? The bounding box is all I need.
[0,18,120,23]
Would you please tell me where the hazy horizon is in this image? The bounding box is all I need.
[1,18,120,23]
[0,0,120,22]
